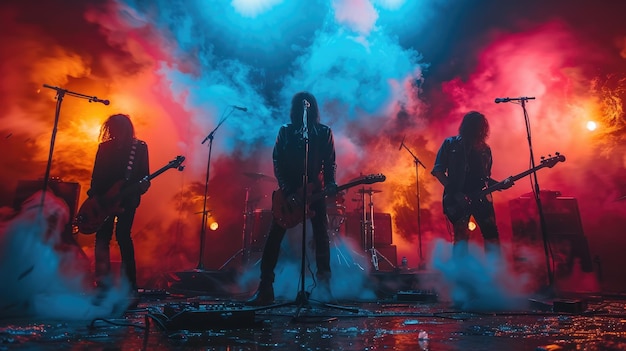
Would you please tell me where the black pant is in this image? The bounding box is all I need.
[259,199,331,282]
[451,195,500,258]
[95,207,137,288]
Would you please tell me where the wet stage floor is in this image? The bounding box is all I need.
[3,285,626,351]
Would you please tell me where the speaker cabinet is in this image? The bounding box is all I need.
[509,191,593,277]
[13,179,81,244]
[344,212,393,249]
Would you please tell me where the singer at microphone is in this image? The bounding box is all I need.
[245,91,338,307]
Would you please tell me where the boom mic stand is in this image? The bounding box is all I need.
[41,84,109,218]
[499,96,555,295]
[399,140,427,270]
[196,107,236,270]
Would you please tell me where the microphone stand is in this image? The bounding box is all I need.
[400,141,427,270]
[196,108,234,270]
[41,84,108,216]
[510,97,556,295]
[255,100,357,319]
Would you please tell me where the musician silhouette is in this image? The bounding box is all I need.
[247,91,337,306]
[431,111,512,259]
[88,114,150,291]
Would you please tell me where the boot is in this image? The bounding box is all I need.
[245,280,274,306]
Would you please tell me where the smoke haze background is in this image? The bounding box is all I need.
[0,0,624,315]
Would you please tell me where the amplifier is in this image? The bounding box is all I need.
[13,179,81,244]
[344,212,393,248]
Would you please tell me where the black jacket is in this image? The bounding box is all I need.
[88,139,150,209]
[273,123,336,195]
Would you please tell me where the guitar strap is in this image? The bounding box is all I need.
[124,139,139,181]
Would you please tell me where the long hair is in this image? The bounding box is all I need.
[289,91,320,127]
[99,113,136,145]
[458,111,489,147]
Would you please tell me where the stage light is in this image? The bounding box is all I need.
[586,121,598,131]
[468,219,477,231]
[209,222,219,231]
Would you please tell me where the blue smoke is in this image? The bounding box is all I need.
[120,0,437,153]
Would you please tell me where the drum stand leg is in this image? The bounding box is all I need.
[219,187,252,270]
[362,190,395,271]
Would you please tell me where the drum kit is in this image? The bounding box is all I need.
[221,171,394,272]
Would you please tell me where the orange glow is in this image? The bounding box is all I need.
[468,219,477,231]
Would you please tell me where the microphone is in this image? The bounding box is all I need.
[494,96,536,103]
[232,105,248,112]
[91,97,110,105]
[398,135,405,151]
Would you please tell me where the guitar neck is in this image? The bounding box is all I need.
[306,176,385,203]
[479,163,549,196]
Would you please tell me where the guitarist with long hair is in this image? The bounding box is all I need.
[88,114,150,291]
[431,111,512,259]
[247,91,337,306]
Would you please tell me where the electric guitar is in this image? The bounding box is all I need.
[75,155,186,234]
[443,153,565,222]
[272,173,386,229]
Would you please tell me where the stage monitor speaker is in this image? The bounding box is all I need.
[509,190,593,276]
[13,179,81,244]
[344,212,393,248]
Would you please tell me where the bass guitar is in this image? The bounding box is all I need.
[443,153,565,222]
[272,173,386,229]
[75,155,186,234]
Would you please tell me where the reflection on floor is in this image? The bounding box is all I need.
[2,270,626,351]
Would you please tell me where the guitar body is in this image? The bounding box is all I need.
[271,185,316,229]
[441,153,566,223]
[75,181,126,234]
[271,173,387,229]
[74,155,186,235]
[443,192,472,223]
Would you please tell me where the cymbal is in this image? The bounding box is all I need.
[243,172,275,182]
[356,188,382,194]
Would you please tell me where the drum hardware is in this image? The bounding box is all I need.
[357,186,395,271]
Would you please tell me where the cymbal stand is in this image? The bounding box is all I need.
[361,188,395,271]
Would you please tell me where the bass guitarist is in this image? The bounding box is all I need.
[247,91,337,306]
[431,111,512,260]
[88,113,150,292]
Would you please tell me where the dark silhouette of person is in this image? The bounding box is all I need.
[247,91,337,306]
[88,113,150,291]
[431,111,512,259]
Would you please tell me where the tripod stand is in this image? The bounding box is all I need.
[399,139,427,270]
[358,187,396,271]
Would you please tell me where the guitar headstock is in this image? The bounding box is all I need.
[361,173,386,184]
[540,152,566,168]
[169,155,186,171]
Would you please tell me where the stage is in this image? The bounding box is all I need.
[1,269,626,351]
